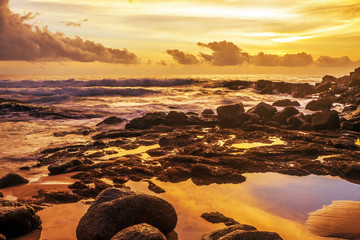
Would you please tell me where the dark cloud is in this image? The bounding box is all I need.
[253,52,313,67]
[315,56,356,67]
[63,19,88,27]
[166,49,199,64]
[0,0,137,63]
[197,41,251,66]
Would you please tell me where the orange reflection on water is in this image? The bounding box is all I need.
[127,175,328,240]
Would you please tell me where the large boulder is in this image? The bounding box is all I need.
[272,99,300,107]
[305,98,333,111]
[76,188,177,240]
[311,110,340,130]
[96,116,125,126]
[286,113,308,129]
[110,223,166,240]
[0,206,41,238]
[248,102,277,119]
[272,107,299,125]
[0,174,28,189]
[315,82,332,93]
[165,111,189,126]
[291,84,315,98]
[216,104,245,124]
[125,112,167,129]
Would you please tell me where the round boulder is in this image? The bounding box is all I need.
[0,206,41,238]
[248,102,277,119]
[76,188,177,240]
[0,174,28,189]
[216,104,245,123]
[311,110,340,130]
[110,223,166,240]
[272,99,300,107]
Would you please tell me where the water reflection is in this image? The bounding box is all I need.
[231,137,286,150]
[127,173,360,240]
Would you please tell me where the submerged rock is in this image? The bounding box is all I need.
[76,188,177,240]
[110,223,166,240]
[0,174,29,189]
[48,158,84,175]
[0,206,41,238]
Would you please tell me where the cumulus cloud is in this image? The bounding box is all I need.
[253,52,313,67]
[166,49,199,64]
[315,56,356,67]
[62,19,88,27]
[0,0,137,63]
[197,41,251,66]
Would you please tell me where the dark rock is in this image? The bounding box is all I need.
[213,230,283,240]
[202,109,215,115]
[217,104,245,123]
[36,190,81,204]
[315,82,332,93]
[19,166,30,171]
[272,107,299,125]
[0,206,41,238]
[48,159,83,175]
[312,110,340,130]
[343,164,360,179]
[165,111,189,126]
[272,99,300,107]
[322,75,337,83]
[68,181,88,190]
[248,102,277,119]
[201,224,257,240]
[305,98,333,111]
[286,113,308,129]
[201,212,239,226]
[96,116,125,126]
[146,180,166,194]
[0,192,2,198]
[0,173,29,189]
[291,84,315,98]
[126,112,167,130]
[76,188,177,240]
[110,223,166,240]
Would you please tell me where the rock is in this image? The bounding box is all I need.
[343,164,360,179]
[311,110,340,130]
[0,174,29,189]
[0,192,3,198]
[96,116,125,126]
[201,224,257,240]
[36,190,81,204]
[146,180,166,194]
[286,113,308,129]
[305,98,333,111]
[217,104,245,123]
[315,82,332,93]
[291,84,315,98]
[48,158,83,175]
[0,206,41,238]
[201,212,239,226]
[202,109,215,115]
[213,230,283,240]
[76,188,177,240]
[272,107,299,125]
[322,75,337,83]
[126,112,167,129]
[0,234,5,240]
[248,102,277,119]
[165,111,189,126]
[272,99,300,107]
[110,223,166,240]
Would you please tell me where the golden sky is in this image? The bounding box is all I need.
[1,0,360,74]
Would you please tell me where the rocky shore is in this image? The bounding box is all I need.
[1,68,360,239]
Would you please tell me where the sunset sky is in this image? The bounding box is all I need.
[1,0,360,75]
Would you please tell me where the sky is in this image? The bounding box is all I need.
[0,0,360,75]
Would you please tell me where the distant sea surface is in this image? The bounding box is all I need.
[0,73,322,173]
